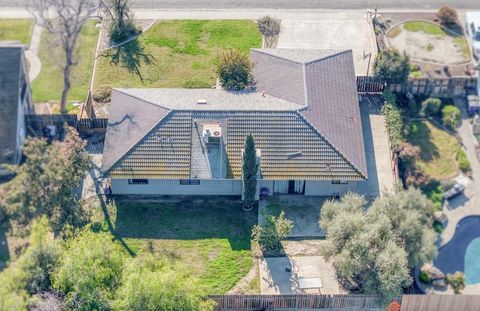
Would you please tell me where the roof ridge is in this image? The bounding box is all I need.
[113,88,171,110]
[304,49,351,65]
[250,48,304,64]
[296,112,367,179]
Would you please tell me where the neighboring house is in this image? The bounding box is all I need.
[102,49,371,196]
[0,42,34,174]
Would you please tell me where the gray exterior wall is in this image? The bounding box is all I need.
[111,178,370,197]
[111,179,242,195]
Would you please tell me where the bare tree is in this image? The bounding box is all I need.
[28,0,100,113]
[256,16,281,48]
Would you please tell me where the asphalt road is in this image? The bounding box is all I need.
[1,0,480,10]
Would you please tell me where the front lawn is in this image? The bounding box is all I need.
[407,120,461,180]
[98,197,256,294]
[31,19,99,103]
[0,19,33,44]
[93,20,262,92]
[403,21,446,37]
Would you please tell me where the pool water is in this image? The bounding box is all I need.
[465,237,480,285]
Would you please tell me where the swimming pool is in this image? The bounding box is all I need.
[434,216,480,285]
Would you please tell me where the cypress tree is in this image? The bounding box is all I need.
[242,134,257,210]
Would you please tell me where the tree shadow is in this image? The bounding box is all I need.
[112,196,257,251]
[104,37,155,82]
[407,121,440,162]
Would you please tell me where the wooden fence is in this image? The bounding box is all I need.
[390,77,477,98]
[400,295,480,311]
[26,114,108,136]
[209,294,385,311]
[356,76,385,93]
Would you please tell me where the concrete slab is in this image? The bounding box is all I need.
[259,256,340,295]
[277,13,377,76]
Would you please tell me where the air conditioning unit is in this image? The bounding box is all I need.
[203,123,221,145]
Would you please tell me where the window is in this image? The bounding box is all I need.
[180,179,200,185]
[128,179,149,184]
[331,180,348,185]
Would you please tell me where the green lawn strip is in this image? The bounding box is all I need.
[32,19,99,103]
[93,20,261,92]
[0,19,34,44]
[109,198,256,294]
[403,21,446,37]
[407,120,460,180]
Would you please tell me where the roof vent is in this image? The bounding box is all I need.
[287,151,303,159]
[197,99,207,105]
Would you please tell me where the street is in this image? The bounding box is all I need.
[1,0,480,10]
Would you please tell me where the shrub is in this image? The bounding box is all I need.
[92,86,112,103]
[373,49,410,85]
[252,211,293,253]
[419,271,431,284]
[257,16,281,48]
[446,272,465,294]
[420,98,442,117]
[456,149,471,172]
[433,221,444,233]
[437,7,458,25]
[382,92,404,150]
[442,105,461,129]
[217,49,254,91]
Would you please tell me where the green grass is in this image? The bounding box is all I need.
[453,36,471,59]
[386,26,402,39]
[407,120,461,180]
[0,19,34,44]
[403,21,446,37]
[31,19,99,103]
[93,20,262,92]
[426,43,434,52]
[98,197,256,294]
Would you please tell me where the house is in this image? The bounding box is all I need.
[102,49,375,196]
[0,42,34,174]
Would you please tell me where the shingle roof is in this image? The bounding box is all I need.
[103,48,368,180]
[115,88,304,111]
[251,49,367,177]
[0,43,25,164]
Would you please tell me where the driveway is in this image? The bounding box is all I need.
[259,255,341,295]
[277,12,377,76]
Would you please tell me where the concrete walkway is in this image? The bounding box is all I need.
[25,24,42,82]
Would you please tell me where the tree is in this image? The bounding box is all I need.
[442,105,461,129]
[382,96,404,150]
[28,0,100,113]
[319,189,437,303]
[242,134,257,209]
[252,211,293,253]
[257,16,281,48]
[52,227,125,310]
[373,49,410,85]
[106,0,139,44]
[1,127,90,233]
[420,98,442,117]
[446,272,465,294]
[114,254,213,311]
[437,7,458,25]
[218,49,254,91]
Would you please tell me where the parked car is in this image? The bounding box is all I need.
[444,183,465,200]
[466,12,480,59]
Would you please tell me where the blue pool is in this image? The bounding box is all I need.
[434,216,480,285]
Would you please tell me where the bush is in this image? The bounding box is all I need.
[433,221,444,233]
[419,271,431,284]
[217,49,254,91]
[252,211,293,253]
[420,98,442,117]
[382,93,404,150]
[437,7,458,25]
[92,86,112,103]
[456,149,471,172]
[446,272,465,294]
[442,105,461,129]
[373,49,410,85]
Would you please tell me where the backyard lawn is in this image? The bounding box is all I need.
[407,120,461,180]
[0,19,33,44]
[93,20,262,92]
[31,19,99,104]
[98,197,257,294]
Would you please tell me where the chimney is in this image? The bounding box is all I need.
[197,99,207,105]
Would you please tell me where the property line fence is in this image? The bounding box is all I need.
[208,294,386,311]
[356,76,386,93]
[26,114,108,136]
[400,295,480,311]
[390,77,477,98]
